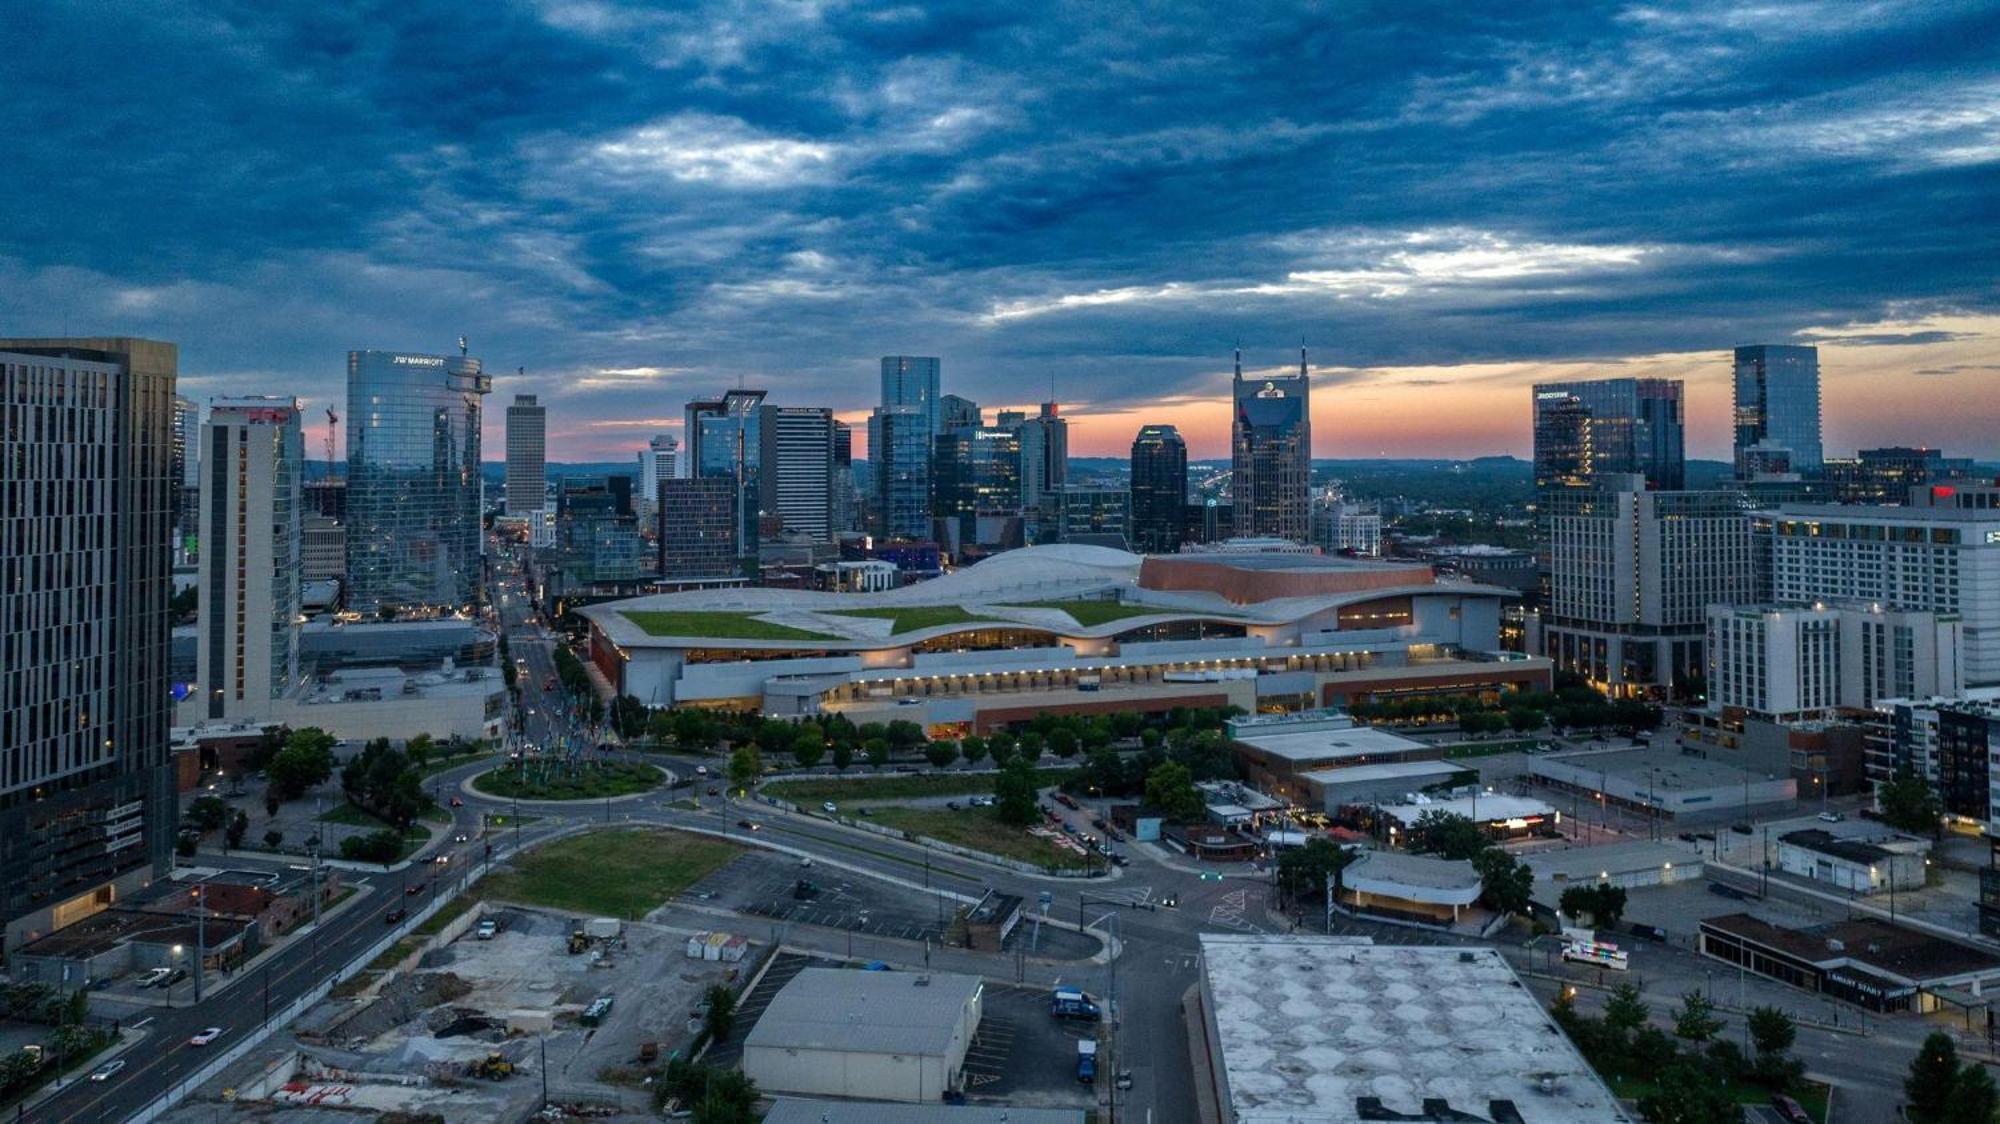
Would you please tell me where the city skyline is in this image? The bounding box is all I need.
[7,4,1995,462]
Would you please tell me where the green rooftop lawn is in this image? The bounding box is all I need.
[825,606,993,633]
[1006,600,1177,628]
[622,610,834,641]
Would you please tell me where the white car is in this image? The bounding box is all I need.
[475,918,499,940]
[89,1059,126,1081]
[190,1027,224,1047]
[822,801,837,814]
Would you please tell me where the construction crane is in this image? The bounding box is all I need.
[324,407,338,476]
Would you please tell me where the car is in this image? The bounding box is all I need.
[449,797,464,807]
[707,785,721,796]
[137,967,172,989]
[858,807,874,817]
[434,854,450,865]
[1730,823,1754,835]
[454,833,469,843]
[475,919,499,940]
[1816,811,1845,823]
[822,801,837,814]
[1677,832,1698,843]
[1160,893,1179,908]
[88,1059,126,1081]
[189,1027,224,1047]
[543,677,556,691]
[737,819,761,831]
[385,908,408,924]
[1627,922,1669,942]
[798,857,814,868]
[695,765,709,777]
[164,968,188,987]
[1769,1093,1811,1124]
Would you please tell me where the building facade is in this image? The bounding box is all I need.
[1536,477,1756,696]
[1230,350,1312,542]
[659,477,739,579]
[1038,485,1130,547]
[1708,603,1961,722]
[196,398,304,722]
[1006,402,1068,512]
[868,405,931,541]
[0,339,180,951]
[758,406,835,542]
[636,434,678,525]
[1532,378,1685,495]
[1824,447,1974,505]
[344,349,490,612]
[504,393,545,516]
[830,420,856,535]
[1734,344,1824,479]
[684,388,767,553]
[1130,424,1188,554]
[932,426,1021,547]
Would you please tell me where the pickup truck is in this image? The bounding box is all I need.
[1077,1039,1098,1084]
[1050,987,1101,1021]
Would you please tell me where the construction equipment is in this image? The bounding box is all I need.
[568,925,590,955]
[469,1052,514,1080]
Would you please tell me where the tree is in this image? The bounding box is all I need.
[264,793,280,818]
[925,740,959,769]
[1472,848,1534,915]
[1049,728,1079,759]
[1276,838,1360,904]
[993,755,1040,826]
[225,810,249,850]
[1636,1058,1743,1124]
[267,727,337,800]
[884,720,925,751]
[1945,1061,2000,1124]
[176,833,198,858]
[339,829,403,864]
[405,733,435,771]
[1746,1006,1796,1058]
[184,795,229,833]
[831,741,854,772]
[960,734,988,765]
[1144,761,1206,824]
[863,738,890,768]
[1407,810,1489,861]
[1559,883,1627,929]
[263,828,283,850]
[728,746,761,792]
[792,738,825,770]
[1908,1030,1961,1124]
[1603,982,1650,1036]
[341,740,427,831]
[702,983,737,1043]
[1881,771,1945,836]
[1672,992,1724,1044]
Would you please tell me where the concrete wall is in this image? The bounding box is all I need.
[745,1044,949,1103]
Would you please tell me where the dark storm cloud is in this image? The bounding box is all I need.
[1,0,1995,452]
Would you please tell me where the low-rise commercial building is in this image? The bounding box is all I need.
[1699,913,2000,1013]
[743,968,983,1103]
[764,1101,1081,1124]
[1340,851,1483,926]
[1776,828,1929,894]
[1529,747,1796,824]
[1230,712,1443,803]
[1377,794,1560,844]
[1193,935,1627,1123]
[1298,760,1476,813]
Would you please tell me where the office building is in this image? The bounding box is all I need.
[1734,344,1824,479]
[940,393,982,432]
[1230,349,1312,542]
[830,419,856,535]
[0,338,179,951]
[171,395,199,562]
[685,388,766,552]
[554,477,644,592]
[1311,497,1382,557]
[1824,447,1974,505]
[758,406,835,542]
[880,356,941,436]
[1533,476,1756,696]
[1912,481,2000,511]
[1129,424,1188,554]
[344,348,491,612]
[301,515,346,582]
[504,393,546,516]
[933,425,1021,546]
[659,477,738,579]
[868,405,931,541]
[1004,402,1069,512]
[1532,378,1685,495]
[1038,485,1130,548]
[636,434,678,523]
[1765,503,2000,685]
[1707,603,1963,722]
[195,398,305,722]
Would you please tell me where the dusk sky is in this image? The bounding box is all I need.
[5,1,1997,462]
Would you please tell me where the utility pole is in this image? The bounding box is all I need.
[194,885,207,1004]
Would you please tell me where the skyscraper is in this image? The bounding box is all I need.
[933,425,1022,547]
[344,348,491,613]
[637,434,678,522]
[1130,424,1188,554]
[686,388,767,553]
[758,405,835,542]
[196,398,304,721]
[881,356,942,436]
[172,394,199,561]
[1531,378,1685,495]
[830,420,856,535]
[505,393,547,516]
[659,477,739,578]
[1733,344,1823,478]
[1231,349,1312,542]
[1008,402,1069,513]
[940,393,982,432]
[868,405,931,541]
[0,338,178,950]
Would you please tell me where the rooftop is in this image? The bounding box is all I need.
[1302,760,1473,787]
[1234,725,1435,765]
[1779,829,1894,866]
[1198,936,1627,1124]
[764,1100,1081,1124]
[1379,794,1556,827]
[1702,914,2000,984]
[1538,746,1780,790]
[744,968,983,1058]
[1345,851,1483,905]
[1772,503,2000,524]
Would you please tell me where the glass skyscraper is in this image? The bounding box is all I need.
[685,388,767,553]
[344,349,491,613]
[1733,344,1823,478]
[1231,349,1312,542]
[1531,378,1685,495]
[869,405,931,541]
[1130,423,1188,554]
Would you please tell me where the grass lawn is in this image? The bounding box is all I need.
[1437,738,1546,759]
[1005,600,1184,627]
[472,761,662,801]
[825,606,992,633]
[1604,1074,1828,1123]
[415,748,501,781]
[483,828,742,917]
[622,610,833,641]
[863,806,1094,870]
[763,768,1075,804]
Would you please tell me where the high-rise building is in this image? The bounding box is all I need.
[1531,378,1685,495]
[1231,349,1312,542]
[659,477,739,578]
[171,394,199,562]
[940,394,982,432]
[1039,485,1131,547]
[685,388,767,552]
[880,356,941,435]
[196,397,304,721]
[1311,499,1383,557]
[345,348,491,613]
[868,405,931,541]
[0,338,179,950]
[1707,603,1962,721]
[1130,424,1188,554]
[830,420,856,535]
[1007,402,1069,513]
[504,393,546,516]
[1533,476,1756,697]
[1823,447,1975,505]
[933,426,1022,547]
[556,476,643,591]
[1763,502,2000,685]
[759,405,835,542]
[636,434,678,524]
[1733,345,1823,479]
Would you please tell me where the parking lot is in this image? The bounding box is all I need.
[959,984,1099,1108]
[686,850,957,947]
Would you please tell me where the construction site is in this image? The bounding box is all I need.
[167,904,764,1123]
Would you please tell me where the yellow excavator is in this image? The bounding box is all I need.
[469,1052,514,1080]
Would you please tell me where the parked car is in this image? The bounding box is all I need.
[822,802,838,814]
[475,918,500,940]
[137,967,172,989]
[1817,811,1844,823]
[1769,1094,1811,1124]
[189,1027,224,1047]
[1627,922,1669,942]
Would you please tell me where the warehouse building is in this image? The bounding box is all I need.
[743,968,983,1103]
[1699,913,2000,1013]
[1529,746,1796,824]
[1193,935,1627,1123]
[1299,760,1477,813]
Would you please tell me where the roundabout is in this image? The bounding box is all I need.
[468,759,667,802]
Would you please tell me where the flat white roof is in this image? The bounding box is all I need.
[1198,936,1628,1123]
[1302,760,1470,786]
[1379,794,1556,826]
[1237,725,1433,764]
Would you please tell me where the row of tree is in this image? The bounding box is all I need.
[1345,676,1661,735]
[1552,982,1803,1123]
